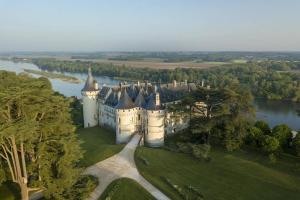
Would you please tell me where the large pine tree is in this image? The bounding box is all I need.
[0,71,83,200]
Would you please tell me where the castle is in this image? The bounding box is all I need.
[81,68,197,147]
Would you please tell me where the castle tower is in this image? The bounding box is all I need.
[81,67,100,128]
[115,88,136,143]
[145,92,165,147]
[134,88,146,134]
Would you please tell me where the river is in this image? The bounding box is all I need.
[1,60,300,130]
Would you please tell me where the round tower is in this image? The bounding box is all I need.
[115,88,136,143]
[145,92,165,147]
[81,67,100,128]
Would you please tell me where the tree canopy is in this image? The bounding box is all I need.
[0,71,83,200]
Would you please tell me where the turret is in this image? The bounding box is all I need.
[115,88,136,143]
[81,67,100,128]
[145,93,165,147]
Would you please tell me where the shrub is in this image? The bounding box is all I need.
[176,142,192,154]
[64,175,98,200]
[292,134,300,156]
[191,144,211,161]
[261,135,280,154]
[268,153,277,164]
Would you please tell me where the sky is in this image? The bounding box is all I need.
[0,0,300,52]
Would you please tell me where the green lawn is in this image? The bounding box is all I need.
[77,126,125,166]
[135,147,300,200]
[99,178,155,200]
[231,59,248,64]
[0,182,20,200]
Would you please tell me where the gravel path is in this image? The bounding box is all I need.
[84,134,170,200]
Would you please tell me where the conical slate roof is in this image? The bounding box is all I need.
[134,88,146,107]
[127,84,138,100]
[145,93,162,110]
[115,88,135,109]
[82,67,98,91]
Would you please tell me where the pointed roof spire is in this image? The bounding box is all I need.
[82,67,98,91]
[88,66,92,76]
[134,88,146,108]
[115,88,134,109]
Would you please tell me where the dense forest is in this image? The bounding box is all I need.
[31,58,300,101]
[0,71,97,199]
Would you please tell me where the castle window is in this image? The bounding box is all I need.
[138,114,140,121]
[119,118,121,123]
[119,128,121,134]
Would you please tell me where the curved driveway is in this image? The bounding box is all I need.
[84,134,170,200]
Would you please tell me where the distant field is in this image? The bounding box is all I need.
[232,59,248,63]
[58,57,228,69]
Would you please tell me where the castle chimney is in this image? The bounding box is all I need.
[173,80,177,87]
[155,92,160,106]
[94,82,99,90]
[201,79,205,87]
[137,81,140,86]
[117,90,121,100]
[154,85,157,93]
[184,80,188,86]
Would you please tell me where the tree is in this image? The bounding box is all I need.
[293,133,300,156]
[261,135,280,154]
[271,124,292,147]
[167,94,195,130]
[255,121,271,135]
[0,71,83,200]
[248,126,264,146]
[172,84,254,151]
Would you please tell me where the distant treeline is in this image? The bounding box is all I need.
[32,58,300,101]
[67,51,300,62]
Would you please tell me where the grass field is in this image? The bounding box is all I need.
[0,182,20,200]
[135,147,300,200]
[77,126,125,167]
[0,185,15,200]
[60,57,227,69]
[99,178,155,200]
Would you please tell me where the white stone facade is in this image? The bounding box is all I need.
[82,90,99,128]
[145,110,165,147]
[82,69,200,147]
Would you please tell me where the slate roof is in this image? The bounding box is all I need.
[145,93,162,110]
[134,88,146,108]
[127,84,139,100]
[82,67,98,91]
[105,91,119,107]
[115,88,135,109]
[99,86,111,99]
[99,81,197,110]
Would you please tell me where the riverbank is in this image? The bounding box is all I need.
[24,69,82,83]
